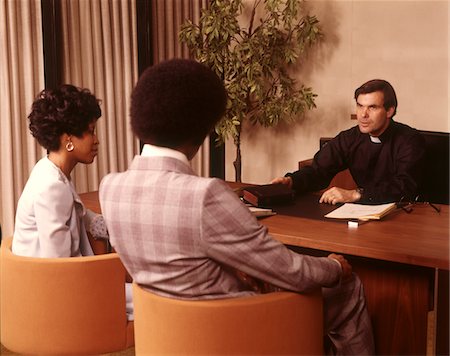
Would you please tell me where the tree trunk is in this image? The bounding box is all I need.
[233,131,242,182]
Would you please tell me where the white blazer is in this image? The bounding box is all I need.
[13,156,94,257]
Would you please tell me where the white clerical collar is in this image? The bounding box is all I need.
[141,144,190,166]
[370,136,382,144]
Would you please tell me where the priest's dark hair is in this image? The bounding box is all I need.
[130,59,227,148]
[354,79,398,117]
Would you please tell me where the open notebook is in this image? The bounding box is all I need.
[325,202,396,221]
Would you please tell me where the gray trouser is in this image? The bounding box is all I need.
[323,273,375,355]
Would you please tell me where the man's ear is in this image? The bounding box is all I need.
[386,107,395,119]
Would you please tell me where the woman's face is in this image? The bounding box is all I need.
[70,120,99,164]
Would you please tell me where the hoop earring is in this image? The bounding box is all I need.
[66,141,74,152]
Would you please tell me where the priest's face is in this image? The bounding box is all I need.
[356,91,395,137]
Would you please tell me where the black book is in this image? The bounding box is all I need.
[243,184,294,208]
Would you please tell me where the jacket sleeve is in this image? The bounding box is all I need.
[287,134,350,194]
[34,180,73,257]
[200,179,341,292]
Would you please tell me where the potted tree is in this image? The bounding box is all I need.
[179,0,322,182]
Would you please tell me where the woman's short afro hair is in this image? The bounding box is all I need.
[130,59,227,147]
[28,84,101,151]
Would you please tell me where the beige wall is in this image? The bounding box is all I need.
[225,0,449,184]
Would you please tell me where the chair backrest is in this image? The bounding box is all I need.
[133,283,323,355]
[0,237,133,355]
[417,130,449,204]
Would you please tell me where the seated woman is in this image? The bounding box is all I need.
[13,84,132,319]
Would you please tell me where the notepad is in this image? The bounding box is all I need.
[325,202,396,221]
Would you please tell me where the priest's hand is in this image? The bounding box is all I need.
[319,187,361,205]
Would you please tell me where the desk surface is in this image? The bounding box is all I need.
[263,203,449,269]
[80,188,449,270]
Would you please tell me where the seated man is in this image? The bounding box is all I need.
[272,79,425,204]
[100,59,374,354]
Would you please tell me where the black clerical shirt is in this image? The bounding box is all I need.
[287,120,426,203]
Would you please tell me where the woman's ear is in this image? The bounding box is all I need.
[59,133,70,142]
[58,133,73,152]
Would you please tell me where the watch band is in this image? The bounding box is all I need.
[356,187,364,199]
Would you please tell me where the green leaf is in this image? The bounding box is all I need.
[179,0,322,148]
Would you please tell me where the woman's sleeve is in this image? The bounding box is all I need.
[84,210,109,239]
[34,180,74,257]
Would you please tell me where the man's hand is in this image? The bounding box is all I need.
[270,176,293,189]
[328,253,352,281]
[319,187,361,205]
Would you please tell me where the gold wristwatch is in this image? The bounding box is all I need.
[356,187,364,200]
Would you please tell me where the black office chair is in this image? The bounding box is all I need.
[417,130,449,204]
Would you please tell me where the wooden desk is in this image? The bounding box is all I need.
[260,195,449,355]
[80,190,449,355]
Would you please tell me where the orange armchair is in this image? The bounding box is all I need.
[133,283,323,355]
[0,237,134,355]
